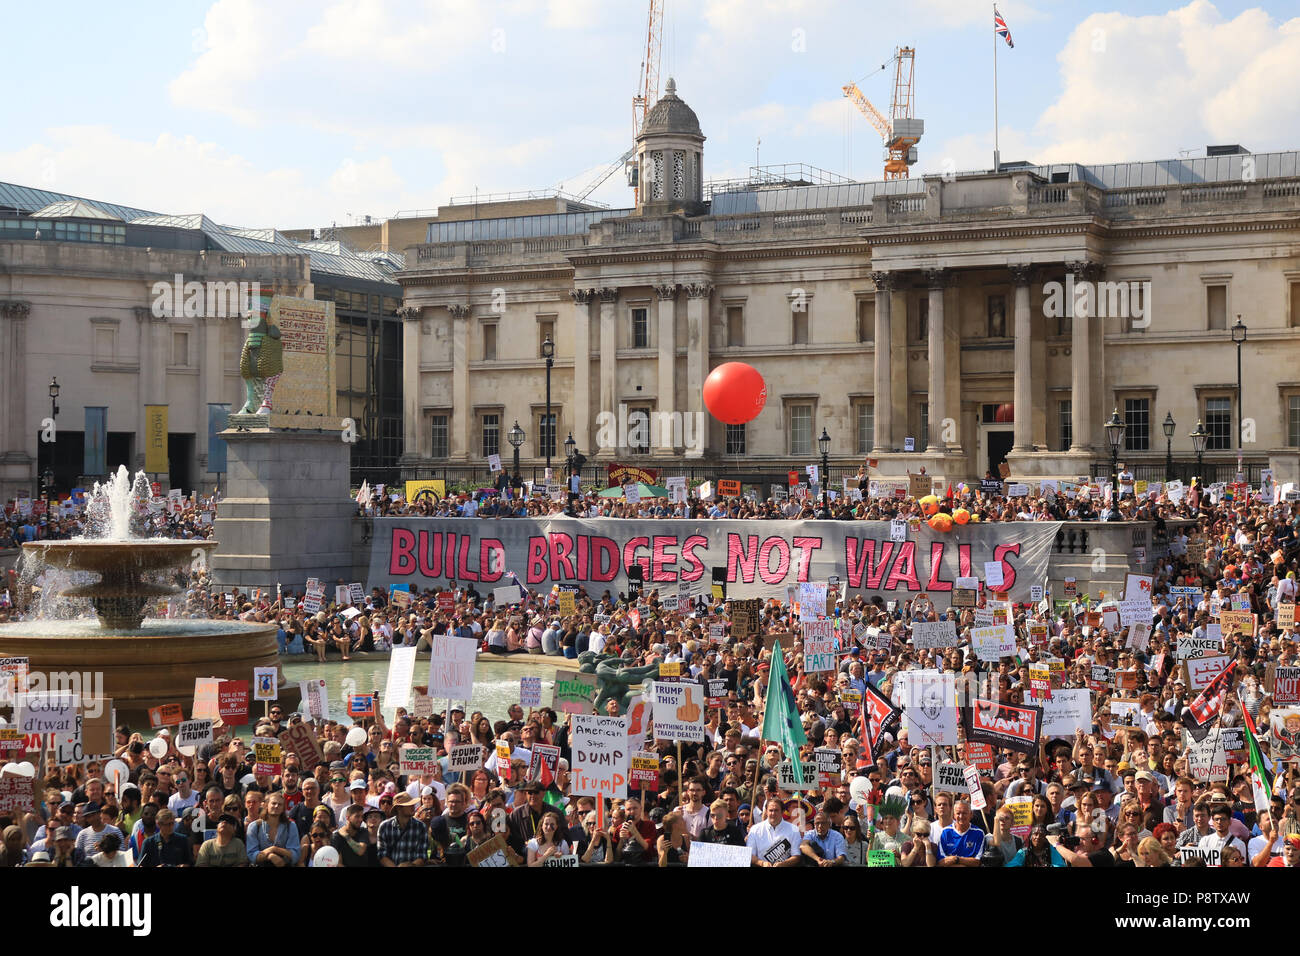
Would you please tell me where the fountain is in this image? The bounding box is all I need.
[0,466,289,726]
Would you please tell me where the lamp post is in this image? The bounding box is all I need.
[1189,420,1208,485]
[564,432,577,515]
[1162,411,1175,482]
[1104,408,1125,521]
[541,336,555,476]
[1231,316,1247,455]
[507,420,525,495]
[47,377,60,498]
[817,427,832,518]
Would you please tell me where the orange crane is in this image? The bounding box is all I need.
[627,0,664,199]
[843,47,923,180]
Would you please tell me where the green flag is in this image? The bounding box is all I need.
[761,641,808,785]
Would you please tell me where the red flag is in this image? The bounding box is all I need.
[538,756,554,787]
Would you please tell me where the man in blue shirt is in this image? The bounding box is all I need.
[800,811,846,866]
[937,798,985,866]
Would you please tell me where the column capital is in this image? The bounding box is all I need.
[655,283,679,301]
[570,288,596,305]
[597,287,620,304]
[1008,263,1034,286]
[447,303,471,319]
[1065,259,1105,282]
[870,271,896,293]
[0,300,30,319]
[396,306,422,322]
[923,268,949,290]
[684,283,713,299]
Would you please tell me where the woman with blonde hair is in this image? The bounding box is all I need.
[1136,836,1172,867]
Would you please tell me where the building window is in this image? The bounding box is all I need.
[987,294,1007,338]
[919,403,929,450]
[171,330,189,366]
[792,310,809,345]
[483,325,497,361]
[534,412,556,460]
[93,325,116,363]
[1058,400,1072,451]
[628,407,651,454]
[725,424,746,455]
[1124,398,1150,451]
[482,414,500,458]
[726,306,744,347]
[1289,396,1300,447]
[789,405,812,455]
[1291,283,1300,329]
[538,319,554,357]
[857,299,874,343]
[631,307,649,349]
[1206,285,1227,330]
[856,401,874,454]
[1205,397,1232,450]
[672,152,686,200]
[431,415,449,459]
[916,296,928,342]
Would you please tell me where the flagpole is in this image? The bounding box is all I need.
[993,3,1000,172]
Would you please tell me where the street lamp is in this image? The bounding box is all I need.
[1104,408,1125,521]
[563,432,578,515]
[1189,419,1209,484]
[49,377,60,420]
[541,336,555,475]
[507,420,525,493]
[817,427,832,517]
[1162,411,1175,482]
[1231,316,1247,454]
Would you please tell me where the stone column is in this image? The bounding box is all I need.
[655,283,678,453]
[569,289,594,454]
[1010,264,1034,453]
[597,288,619,457]
[870,272,894,453]
[397,306,423,459]
[0,302,29,455]
[135,307,153,469]
[449,304,471,459]
[1066,261,1099,454]
[924,269,947,453]
[684,283,712,458]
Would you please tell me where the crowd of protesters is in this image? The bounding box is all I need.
[2,476,1299,868]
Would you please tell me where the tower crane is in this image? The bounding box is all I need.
[626,0,665,198]
[843,47,923,180]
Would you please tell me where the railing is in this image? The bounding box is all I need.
[1105,188,1167,208]
[714,217,762,233]
[1029,186,1070,205]
[1263,179,1300,198]
[468,241,511,258]
[888,195,926,214]
[416,245,457,262]
[1089,461,1266,485]
[521,237,583,253]
[219,255,247,268]
[772,213,827,229]
[678,221,702,239]
[612,220,661,238]
[839,209,873,225]
[1183,184,1247,203]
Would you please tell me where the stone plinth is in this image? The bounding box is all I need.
[211,423,353,590]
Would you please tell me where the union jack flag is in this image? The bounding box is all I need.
[995,6,1014,48]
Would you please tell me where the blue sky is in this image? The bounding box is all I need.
[2,0,1298,229]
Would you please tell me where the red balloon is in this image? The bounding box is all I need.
[703,362,767,425]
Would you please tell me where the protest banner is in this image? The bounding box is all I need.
[347,694,376,719]
[804,633,838,674]
[630,751,660,791]
[467,833,515,868]
[16,692,77,736]
[963,699,1042,753]
[912,619,957,650]
[705,679,729,707]
[520,676,542,708]
[897,670,958,745]
[370,517,1061,602]
[383,646,417,713]
[279,722,324,769]
[687,842,751,868]
[1185,655,1230,693]
[0,657,28,702]
[971,624,1017,661]
[965,765,988,810]
[557,591,576,616]
[253,737,282,776]
[542,853,579,867]
[552,670,597,715]
[449,744,485,773]
[777,759,818,791]
[964,742,995,775]
[528,743,561,784]
[1109,698,1141,727]
[1088,666,1111,692]
[1218,609,1256,636]
[177,719,213,753]
[147,703,184,728]
[657,662,682,680]
[300,679,330,722]
[0,729,22,756]
[253,667,278,703]
[1115,670,1139,694]
[815,748,842,788]
[570,715,630,799]
[1040,689,1092,739]
[1177,634,1222,661]
[1278,604,1296,628]
[650,682,704,742]
[868,849,896,867]
[1028,665,1052,701]
[0,774,33,815]
[934,761,968,794]
[217,681,249,724]
[1272,666,1300,707]
[399,745,439,776]
[1004,795,1034,840]
[427,635,476,701]
[1185,727,1229,781]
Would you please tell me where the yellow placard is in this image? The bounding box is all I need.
[557,591,576,616]
[145,405,169,474]
[405,479,446,503]
[659,662,682,678]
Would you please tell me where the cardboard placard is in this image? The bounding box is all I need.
[148,703,185,728]
[449,744,485,773]
[279,723,324,770]
[552,670,597,715]
[399,745,439,776]
[217,680,250,723]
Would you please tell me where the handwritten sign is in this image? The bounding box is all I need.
[571,715,630,799]
[649,682,704,742]
[16,692,78,735]
[520,676,542,708]
[687,841,751,867]
[399,745,439,776]
[552,670,597,715]
[427,635,477,701]
[278,722,324,770]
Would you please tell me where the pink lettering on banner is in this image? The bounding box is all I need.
[479,540,504,583]
[389,528,417,575]
[885,541,920,591]
[845,539,894,590]
[418,532,443,577]
[527,536,549,583]
[551,532,576,580]
[958,543,972,579]
[992,543,1022,592]
[623,537,651,580]
[758,536,791,585]
[680,536,708,581]
[651,536,679,583]
[926,542,954,591]
[444,534,457,582]
[456,535,478,581]
[792,537,824,583]
[727,534,760,584]
[591,537,619,581]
